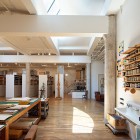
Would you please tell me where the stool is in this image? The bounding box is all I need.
[82,90,88,99]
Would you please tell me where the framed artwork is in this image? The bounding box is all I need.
[118,41,124,60]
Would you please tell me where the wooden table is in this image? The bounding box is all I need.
[0,98,41,140]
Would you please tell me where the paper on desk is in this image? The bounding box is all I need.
[0,125,5,130]
[0,125,4,128]
[0,114,12,120]
[9,105,30,110]
[7,97,31,101]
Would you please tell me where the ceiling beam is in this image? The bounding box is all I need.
[0,55,91,63]
[47,37,60,55]
[87,34,103,55]
[87,37,101,56]
[0,15,108,36]
[0,38,29,55]
[21,0,37,15]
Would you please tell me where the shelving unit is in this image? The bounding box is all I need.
[47,76,53,97]
[30,75,39,97]
[0,75,6,97]
[14,75,22,85]
[122,44,140,90]
[41,99,49,119]
[22,73,39,97]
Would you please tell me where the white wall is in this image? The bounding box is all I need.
[91,61,104,99]
[117,0,140,139]
[117,0,140,106]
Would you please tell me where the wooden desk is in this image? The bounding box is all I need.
[0,98,41,140]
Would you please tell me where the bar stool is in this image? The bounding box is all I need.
[82,90,88,99]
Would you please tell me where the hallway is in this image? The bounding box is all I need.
[36,96,130,140]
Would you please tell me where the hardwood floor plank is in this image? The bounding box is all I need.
[36,96,131,140]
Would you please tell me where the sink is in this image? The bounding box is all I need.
[115,105,140,125]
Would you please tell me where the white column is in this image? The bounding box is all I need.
[86,63,91,99]
[26,63,30,97]
[104,16,116,122]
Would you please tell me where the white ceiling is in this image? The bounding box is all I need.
[0,0,126,61]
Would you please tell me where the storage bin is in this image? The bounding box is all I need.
[107,113,126,129]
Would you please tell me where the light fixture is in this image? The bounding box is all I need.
[65,74,68,76]
[48,53,51,55]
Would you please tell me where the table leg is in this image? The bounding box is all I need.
[5,124,9,140]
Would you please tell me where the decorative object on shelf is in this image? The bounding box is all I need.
[117,60,125,77]
[130,88,136,94]
[118,41,124,58]
[124,87,129,92]
[40,83,45,98]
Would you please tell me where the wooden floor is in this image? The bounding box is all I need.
[36,95,131,140]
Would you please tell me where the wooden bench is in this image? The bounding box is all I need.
[24,125,38,140]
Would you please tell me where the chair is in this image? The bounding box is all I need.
[82,90,88,99]
[95,91,104,102]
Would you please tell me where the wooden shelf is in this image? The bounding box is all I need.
[124,67,138,71]
[122,47,136,54]
[122,45,140,91]
[125,74,140,77]
[14,75,22,85]
[124,60,137,66]
[124,87,140,90]
[124,52,140,60]
[30,75,39,85]
[0,75,6,85]
[125,81,140,83]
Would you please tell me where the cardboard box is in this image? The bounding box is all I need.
[107,113,126,130]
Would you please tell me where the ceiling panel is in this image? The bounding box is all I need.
[58,37,91,46]
[3,36,57,55]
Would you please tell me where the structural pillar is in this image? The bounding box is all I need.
[26,63,30,97]
[86,63,91,99]
[104,15,116,122]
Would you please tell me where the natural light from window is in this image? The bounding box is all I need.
[72,107,94,133]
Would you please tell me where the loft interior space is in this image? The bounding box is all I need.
[0,0,139,140]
